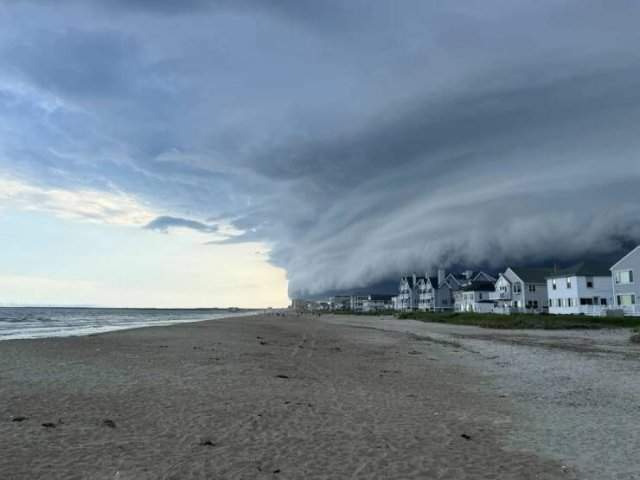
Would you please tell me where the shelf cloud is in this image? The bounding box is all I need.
[2,1,640,297]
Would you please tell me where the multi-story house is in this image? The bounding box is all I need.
[455,281,496,313]
[546,262,613,316]
[493,267,554,313]
[417,269,454,311]
[610,246,640,316]
[397,274,425,311]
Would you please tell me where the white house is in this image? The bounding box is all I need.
[610,246,640,316]
[493,267,554,313]
[396,274,425,311]
[546,262,613,316]
[361,294,395,313]
[454,281,496,313]
[418,269,454,311]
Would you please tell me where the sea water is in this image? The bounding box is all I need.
[0,307,256,340]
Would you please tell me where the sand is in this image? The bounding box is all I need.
[1,312,578,479]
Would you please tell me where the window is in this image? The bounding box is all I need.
[557,299,563,307]
[479,293,483,300]
[567,298,573,307]
[528,284,536,292]
[552,279,557,290]
[617,294,636,306]
[513,283,522,294]
[566,278,572,289]
[580,298,593,305]
[533,300,539,309]
[586,276,594,288]
[600,298,608,306]
[615,270,634,284]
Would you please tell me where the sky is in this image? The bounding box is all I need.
[1,1,640,306]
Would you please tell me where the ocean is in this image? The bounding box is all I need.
[0,307,257,341]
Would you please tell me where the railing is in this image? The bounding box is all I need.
[615,305,640,316]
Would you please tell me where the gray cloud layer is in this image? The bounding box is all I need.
[1,1,640,296]
[145,216,218,234]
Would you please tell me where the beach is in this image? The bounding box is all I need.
[3,312,632,479]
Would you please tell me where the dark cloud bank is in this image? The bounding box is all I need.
[2,1,640,297]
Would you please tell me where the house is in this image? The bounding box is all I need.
[396,274,425,311]
[361,294,395,313]
[610,246,640,316]
[330,295,351,311]
[546,262,613,316]
[493,267,554,313]
[455,281,496,313]
[417,269,454,311]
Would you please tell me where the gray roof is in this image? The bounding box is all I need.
[545,261,612,279]
[509,267,555,284]
[461,281,495,292]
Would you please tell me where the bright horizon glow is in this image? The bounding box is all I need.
[0,200,289,309]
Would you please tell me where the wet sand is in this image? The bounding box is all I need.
[1,313,577,479]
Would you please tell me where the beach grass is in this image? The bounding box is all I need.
[397,311,640,330]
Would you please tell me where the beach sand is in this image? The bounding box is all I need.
[0,313,576,479]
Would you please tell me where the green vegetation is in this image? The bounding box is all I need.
[397,311,640,330]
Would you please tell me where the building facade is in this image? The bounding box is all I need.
[493,267,553,313]
[546,262,613,315]
[610,246,640,316]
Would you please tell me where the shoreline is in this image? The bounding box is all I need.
[0,309,265,342]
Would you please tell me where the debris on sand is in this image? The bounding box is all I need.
[42,422,57,428]
[11,416,28,422]
[461,434,472,440]
[199,440,216,447]
[103,419,117,428]
[275,374,289,379]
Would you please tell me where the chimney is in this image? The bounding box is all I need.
[438,268,446,287]
[412,273,417,286]
[463,270,473,280]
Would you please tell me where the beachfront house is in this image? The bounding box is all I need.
[493,267,554,313]
[610,246,640,316]
[397,274,425,311]
[417,269,454,311]
[455,281,496,313]
[361,294,395,313]
[546,262,613,316]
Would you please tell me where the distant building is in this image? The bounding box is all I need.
[493,267,554,313]
[546,262,613,316]
[361,294,394,312]
[610,246,640,316]
[330,295,351,311]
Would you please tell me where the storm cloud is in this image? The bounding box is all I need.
[1,1,640,296]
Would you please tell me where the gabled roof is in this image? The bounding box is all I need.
[473,272,496,282]
[509,267,555,284]
[461,281,495,292]
[546,261,612,279]
[610,245,640,271]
